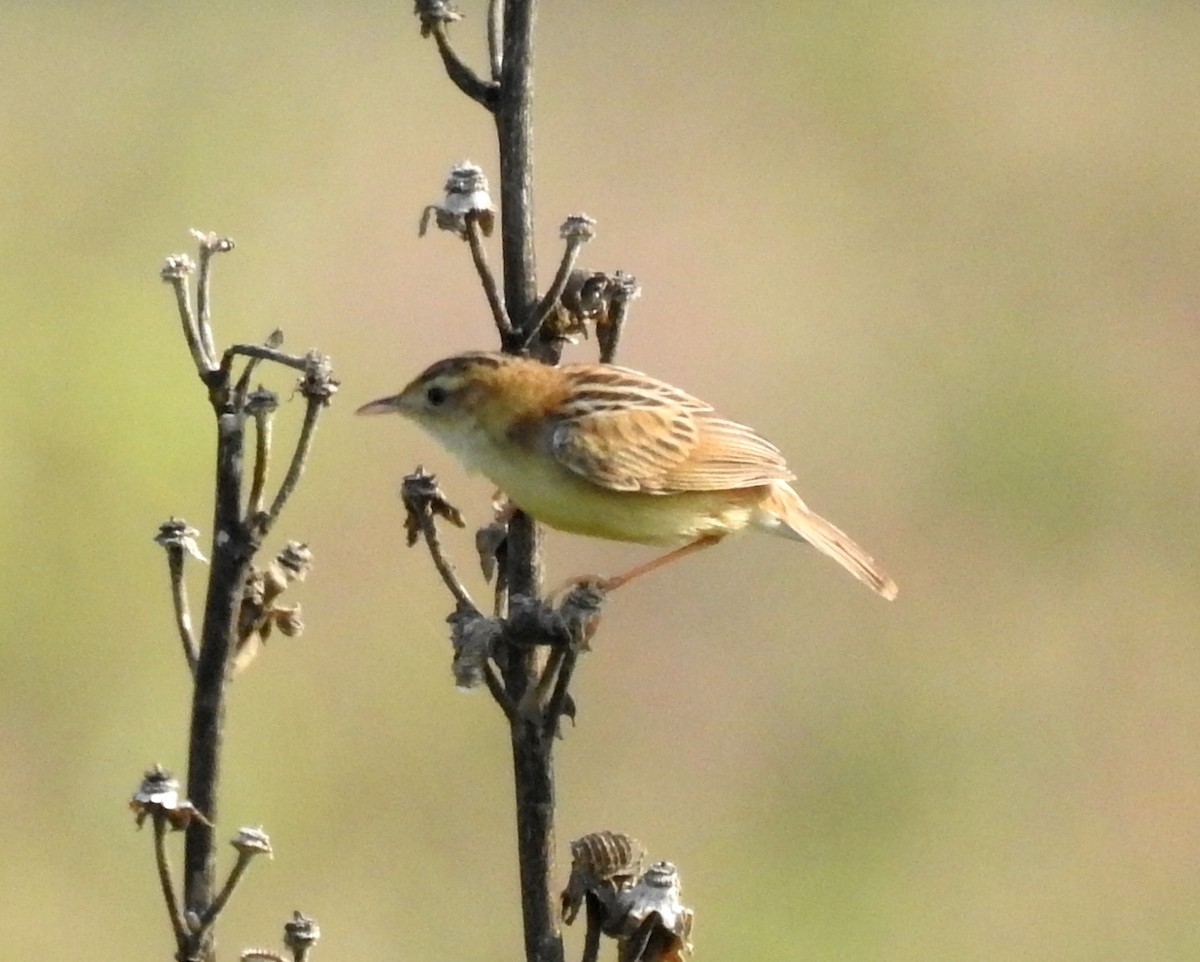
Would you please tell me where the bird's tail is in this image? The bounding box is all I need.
[758,481,898,600]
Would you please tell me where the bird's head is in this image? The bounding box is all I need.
[356,351,548,444]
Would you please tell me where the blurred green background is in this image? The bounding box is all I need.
[4,1,1200,959]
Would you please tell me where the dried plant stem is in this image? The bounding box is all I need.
[152,813,188,943]
[198,851,254,931]
[167,548,199,676]
[466,217,514,340]
[432,22,498,110]
[183,409,256,941]
[265,398,322,527]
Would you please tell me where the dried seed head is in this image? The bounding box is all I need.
[155,517,208,563]
[160,254,195,281]
[562,831,645,924]
[616,861,693,942]
[246,386,280,417]
[276,542,314,583]
[190,229,235,255]
[298,351,339,403]
[273,605,305,638]
[560,213,597,244]
[414,0,462,37]
[129,765,210,830]
[282,910,320,961]
[449,607,501,690]
[231,826,274,859]
[420,161,495,237]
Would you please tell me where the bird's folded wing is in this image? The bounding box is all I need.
[550,403,795,493]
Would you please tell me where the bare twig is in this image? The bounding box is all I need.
[525,215,596,346]
[466,215,515,340]
[155,519,206,675]
[234,329,286,406]
[192,230,234,364]
[152,813,188,945]
[167,549,199,677]
[198,828,273,933]
[245,388,279,518]
[488,0,504,80]
[431,23,500,110]
[264,396,321,528]
[221,343,312,379]
[402,469,477,611]
[596,272,640,364]
[161,256,216,376]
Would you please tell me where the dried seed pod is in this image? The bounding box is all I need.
[129,764,210,830]
[562,831,645,924]
[614,861,693,962]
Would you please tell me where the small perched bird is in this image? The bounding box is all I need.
[358,352,897,599]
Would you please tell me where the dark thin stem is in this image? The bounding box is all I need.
[166,273,216,376]
[431,23,499,110]
[221,344,311,379]
[493,4,564,962]
[484,660,518,723]
[579,894,605,962]
[264,398,321,530]
[541,647,577,739]
[197,851,253,933]
[167,549,199,676]
[152,813,188,945]
[183,406,257,952]
[623,916,658,962]
[495,3,539,340]
[488,0,504,80]
[465,217,514,339]
[416,514,477,611]
[525,234,587,347]
[248,413,271,517]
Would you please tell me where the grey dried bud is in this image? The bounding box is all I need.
[190,229,236,255]
[275,542,314,583]
[558,580,606,652]
[615,861,693,954]
[266,328,285,348]
[129,764,211,830]
[246,387,280,417]
[160,254,195,281]
[273,604,305,638]
[420,162,495,237]
[155,518,208,563]
[402,467,466,546]
[298,351,338,403]
[562,830,646,924]
[560,214,597,243]
[231,826,274,859]
[283,910,321,960]
[414,0,462,37]
[448,606,501,690]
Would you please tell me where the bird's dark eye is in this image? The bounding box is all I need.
[426,385,448,406]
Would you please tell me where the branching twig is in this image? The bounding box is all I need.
[221,343,313,379]
[161,256,215,377]
[431,22,500,110]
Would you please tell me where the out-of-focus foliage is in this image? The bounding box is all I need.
[3,2,1200,960]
